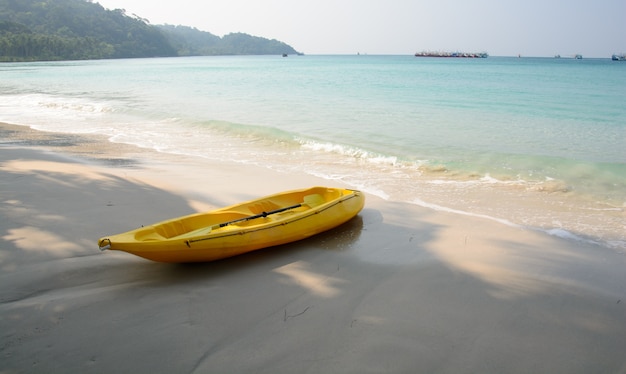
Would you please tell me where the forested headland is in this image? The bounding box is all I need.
[0,0,300,62]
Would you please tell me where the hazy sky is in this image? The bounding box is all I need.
[95,0,625,57]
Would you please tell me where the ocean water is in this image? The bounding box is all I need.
[1,55,625,249]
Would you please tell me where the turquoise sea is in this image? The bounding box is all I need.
[1,55,625,249]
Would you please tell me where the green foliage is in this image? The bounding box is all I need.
[221,33,297,55]
[0,32,115,61]
[157,26,298,56]
[0,0,299,61]
[157,25,221,56]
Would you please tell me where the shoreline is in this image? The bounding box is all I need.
[1,121,626,372]
[3,120,624,252]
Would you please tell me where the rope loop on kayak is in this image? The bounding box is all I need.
[99,238,111,251]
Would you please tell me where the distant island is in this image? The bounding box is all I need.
[0,0,300,62]
[415,51,488,58]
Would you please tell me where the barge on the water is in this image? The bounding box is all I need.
[415,51,488,58]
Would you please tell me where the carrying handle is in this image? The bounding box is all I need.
[98,238,111,251]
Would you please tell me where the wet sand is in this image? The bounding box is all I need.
[1,122,625,373]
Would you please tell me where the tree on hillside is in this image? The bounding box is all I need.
[0,0,176,60]
[0,0,300,61]
[157,26,299,56]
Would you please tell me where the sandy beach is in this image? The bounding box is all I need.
[1,122,625,373]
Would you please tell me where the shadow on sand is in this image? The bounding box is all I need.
[1,146,625,373]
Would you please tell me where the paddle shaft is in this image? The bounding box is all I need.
[217,203,302,228]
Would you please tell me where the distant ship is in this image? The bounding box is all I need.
[555,54,583,59]
[612,54,626,61]
[415,51,488,58]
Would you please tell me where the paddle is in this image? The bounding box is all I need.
[185,203,303,247]
[185,202,312,246]
[215,203,302,229]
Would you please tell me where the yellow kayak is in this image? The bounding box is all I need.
[98,186,364,263]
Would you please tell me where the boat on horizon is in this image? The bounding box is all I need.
[415,51,488,58]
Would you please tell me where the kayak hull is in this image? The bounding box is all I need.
[98,186,364,263]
